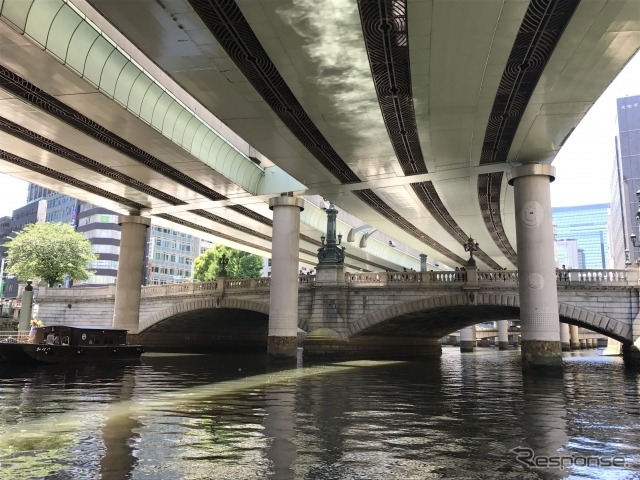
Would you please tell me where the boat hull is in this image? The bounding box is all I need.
[0,343,144,364]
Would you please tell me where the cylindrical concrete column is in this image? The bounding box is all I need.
[569,325,580,350]
[268,196,305,358]
[559,323,571,352]
[587,338,595,349]
[460,325,476,353]
[507,164,562,369]
[18,281,34,331]
[579,338,586,349]
[497,320,509,350]
[113,215,150,336]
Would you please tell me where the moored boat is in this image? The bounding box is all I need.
[0,325,143,364]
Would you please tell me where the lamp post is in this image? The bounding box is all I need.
[463,236,479,267]
[317,203,345,265]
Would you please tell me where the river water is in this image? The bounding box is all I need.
[0,348,638,480]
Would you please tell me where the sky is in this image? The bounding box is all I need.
[550,51,640,207]
[0,53,639,218]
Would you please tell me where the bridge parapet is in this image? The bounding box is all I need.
[345,269,638,288]
[345,270,519,287]
[142,281,219,298]
[35,284,116,298]
[139,275,315,298]
[556,269,636,286]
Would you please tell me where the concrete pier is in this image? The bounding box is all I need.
[560,323,571,352]
[569,325,580,350]
[497,320,509,350]
[267,195,304,359]
[113,215,150,339]
[18,281,34,331]
[460,325,476,353]
[508,164,562,369]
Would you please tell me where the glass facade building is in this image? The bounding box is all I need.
[610,94,640,267]
[552,204,610,269]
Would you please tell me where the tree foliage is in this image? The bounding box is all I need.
[4,222,98,287]
[193,244,263,281]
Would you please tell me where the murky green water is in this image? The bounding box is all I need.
[0,348,638,479]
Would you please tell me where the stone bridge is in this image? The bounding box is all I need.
[34,268,640,355]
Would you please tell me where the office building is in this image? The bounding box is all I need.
[611,94,640,267]
[26,184,55,203]
[76,203,122,286]
[46,193,79,226]
[555,238,581,269]
[147,224,200,286]
[552,204,610,269]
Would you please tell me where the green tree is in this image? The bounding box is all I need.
[4,222,98,287]
[193,244,263,281]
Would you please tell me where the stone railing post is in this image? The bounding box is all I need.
[464,266,478,286]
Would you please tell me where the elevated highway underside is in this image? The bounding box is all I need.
[1,0,639,272]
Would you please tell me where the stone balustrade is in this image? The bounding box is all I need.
[139,274,312,297]
[35,284,116,298]
[31,269,639,302]
[346,270,520,286]
[556,269,634,285]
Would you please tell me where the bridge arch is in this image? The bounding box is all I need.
[350,293,521,338]
[140,298,310,333]
[558,303,631,344]
[349,294,631,343]
[141,298,270,332]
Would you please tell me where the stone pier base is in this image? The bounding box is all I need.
[303,336,441,360]
[498,341,509,350]
[267,336,298,358]
[460,341,475,353]
[521,340,562,370]
[622,345,640,368]
[561,342,570,352]
[570,341,580,350]
[579,339,586,349]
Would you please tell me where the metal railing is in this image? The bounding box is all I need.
[0,330,28,343]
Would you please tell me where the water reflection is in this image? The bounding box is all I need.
[264,386,297,479]
[100,371,140,480]
[519,373,569,479]
[0,350,638,479]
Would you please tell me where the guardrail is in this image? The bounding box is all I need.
[0,331,28,343]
